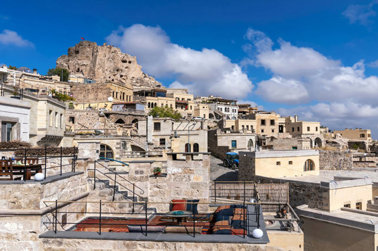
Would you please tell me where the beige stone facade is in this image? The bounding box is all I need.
[239,150,320,179]
[334,128,372,141]
[71,82,133,110]
[255,112,280,137]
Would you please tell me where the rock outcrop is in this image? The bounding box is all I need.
[56,41,161,90]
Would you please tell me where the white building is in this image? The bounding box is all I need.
[0,96,30,142]
[208,102,238,120]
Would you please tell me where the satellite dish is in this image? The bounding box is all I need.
[108,97,113,102]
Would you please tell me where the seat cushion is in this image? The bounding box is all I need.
[170,199,187,211]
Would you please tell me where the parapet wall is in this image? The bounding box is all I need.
[319,150,353,170]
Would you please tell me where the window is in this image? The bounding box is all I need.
[185,143,191,152]
[225,107,230,112]
[231,140,237,149]
[242,125,245,131]
[261,119,266,126]
[231,125,234,131]
[276,161,281,165]
[99,144,114,159]
[261,129,264,133]
[55,112,58,128]
[271,129,274,133]
[360,134,365,138]
[193,143,199,152]
[297,127,300,132]
[307,126,310,132]
[60,114,63,129]
[246,125,249,130]
[316,127,318,132]
[356,202,362,210]
[121,141,127,150]
[154,122,161,131]
[160,138,166,146]
[292,146,298,150]
[1,122,14,142]
[68,116,75,124]
[292,127,294,132]
[270,119,275,126]
[368,134,371,137]
[289,161,293,165]
[49,110,53,127]
[304,159,315,171]
[279,125,284,133]
[344,203,351,208]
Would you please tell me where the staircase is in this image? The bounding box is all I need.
[88,160,156,214]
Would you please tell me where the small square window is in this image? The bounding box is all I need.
[160,138,166,146]
[154,122,161,131]
[261,129,264,133]
[289,161,293,165]
[270,120,275,126]
[276,161,281,165]
[344,203,351,208]
[271,129,274,133]
[292,127,294,132]
[356,202,362,210]
[307,126,310,132]
[297,127,300,131]
[261,119,266,126]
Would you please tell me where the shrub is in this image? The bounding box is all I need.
[148,106,182,120]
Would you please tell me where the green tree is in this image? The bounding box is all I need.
[148,106,182,120]
[8,65,17,70]
[47,67,70,82]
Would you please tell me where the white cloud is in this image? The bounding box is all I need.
[106,24,253,99]
[256,77,309,104]
[343,1,378,25]
[245,28,378,137]
[0,29,33,47]
[368,59,378,68]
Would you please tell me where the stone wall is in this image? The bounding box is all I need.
[263,137,311,150]
[208,129,229,159]
[319,150,353,170]
[41,238,288,251]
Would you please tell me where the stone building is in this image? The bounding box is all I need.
[334,128,372,142]
[254,112,280,137]
[207,97,238,120]
[208,129,257,159]
[239,150,320,179]
[2,85,66,146]
[71,82,133,110]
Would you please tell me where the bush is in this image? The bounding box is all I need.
[51,89,75,102]
[47,67,70,82]
[148,106,182,120]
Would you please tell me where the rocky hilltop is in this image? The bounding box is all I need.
[56,41,161,89]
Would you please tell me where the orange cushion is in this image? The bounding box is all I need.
[171,200,186,211]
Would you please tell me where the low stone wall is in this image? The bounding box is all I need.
[319,150,353,170]
[251,176,328,210]
[40,238,292,251]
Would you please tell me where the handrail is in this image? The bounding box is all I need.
[95,160,144,195]
[94,161,144,197]
[99,157,129,166]
[93,167,144,198]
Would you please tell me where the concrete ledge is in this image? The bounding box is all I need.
[0,172,84,185]
[321,178,372,189]
[252,150,319,158]
[297,205,378,233]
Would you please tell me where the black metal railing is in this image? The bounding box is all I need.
[0,146,77,180]
[42,200,300,238]
[90,160,145,213]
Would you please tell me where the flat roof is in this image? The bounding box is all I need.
[297,205,378,233]
[278,169,378,185]
[241,150,319,158]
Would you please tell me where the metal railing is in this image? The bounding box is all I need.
[90,160,145,213]
[0,146,77,180]
[42,200,301,238]
[210,181,289,211]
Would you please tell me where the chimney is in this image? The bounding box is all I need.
[294,115,298,122]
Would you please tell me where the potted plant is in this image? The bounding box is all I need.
[153,167,162,177]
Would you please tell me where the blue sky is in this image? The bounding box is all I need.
[2,0,378,136]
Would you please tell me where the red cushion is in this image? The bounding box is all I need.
[171,200,186,211]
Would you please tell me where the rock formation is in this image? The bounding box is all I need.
[56,41,161,90]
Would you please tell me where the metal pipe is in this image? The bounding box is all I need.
[99,200,102,235]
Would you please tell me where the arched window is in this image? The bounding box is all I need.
[100,144,114,159]
[304,159,315,171]
[193,143,199,152]
[115,119,125,124]
[314,138,322,148]
[132,119,138,129]
[185,143,191,152]
[148,102,151,108]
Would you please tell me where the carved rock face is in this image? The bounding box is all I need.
[56,41,161,89]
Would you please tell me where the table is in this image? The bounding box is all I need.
[164,211,193,224]
[12,164,42,180]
